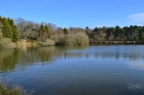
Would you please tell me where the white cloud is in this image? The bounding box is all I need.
[128,13,144,22]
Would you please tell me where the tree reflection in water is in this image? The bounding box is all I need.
[0,45,144,73]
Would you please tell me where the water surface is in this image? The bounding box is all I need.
[0,45,144,95]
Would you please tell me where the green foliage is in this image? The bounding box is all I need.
[39,24,51,41]
[0,17,19,42]
[45,26,51,38]
[45,26,49,32]
[0,49,20,72]
[12,26,19,42]
[139,30,144,41]
[0,38,12,48]
[39,24,45,33]
[63,28,69,35]
[2,19,13,38]
[90,25,144,43]
[0,21,3,36]
[4,16,144,45]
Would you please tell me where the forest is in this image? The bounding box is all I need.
[0,16,144,48]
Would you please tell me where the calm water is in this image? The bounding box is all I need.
[0,45,144,95]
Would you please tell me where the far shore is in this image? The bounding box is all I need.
[89,41,144,45]
[1,40,144,49]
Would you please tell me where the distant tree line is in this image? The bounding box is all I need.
[15,18,144,43]
[15,18,88,45]
[1,16,144,46]
[86,25,144,43]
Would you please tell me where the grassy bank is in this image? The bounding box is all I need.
[16,40,39,47]
[0,78,33,95]
[0,38,40,49]
[1,38,144,49]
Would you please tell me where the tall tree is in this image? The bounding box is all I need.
[12,26,19,42]
[2,18,13,39]
[0,17,19,42]
[63,28,68,35]
[114,25,121,40]
[39,24,47,41]
[0,20,3,38]
[45,26,51,38]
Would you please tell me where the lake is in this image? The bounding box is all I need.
[0,45,144,95]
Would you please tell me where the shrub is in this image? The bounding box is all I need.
[51,34,65,45]
[51,32,89,46]
[0,78,33,95]
[0,38,15,48]
[40,39,55,46]
[73,32,89,45]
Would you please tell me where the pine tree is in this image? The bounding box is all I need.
[0,20,3,38]
[39,24,45,41]
[0,17,19,42]
[12,26,19,42]
[63,28,68,35]
[45,26,51,38]
[2,18,13,39]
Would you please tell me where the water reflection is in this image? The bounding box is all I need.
[0,48,20,72]
[127,61,144,70]
[0,45,144,95]
[0,45,144,72]
[0,46,88,72]
[128,83,144,90]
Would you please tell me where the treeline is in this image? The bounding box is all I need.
[0,17,89,47]
[15,18,88,45]
[1,16,144,47]
[86,25,144,43]
[15,18,144,43]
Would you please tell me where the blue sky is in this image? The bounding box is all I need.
[1,0,144,28]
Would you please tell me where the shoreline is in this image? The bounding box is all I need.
[1,40,144,49]
[89,41,144,45]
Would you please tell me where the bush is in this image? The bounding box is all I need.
[73,32,89,45]
[51,32,89,46]
[0,78,33,95]
[40,39,55,46]
[51,34,65,45]
[0,38,15,48]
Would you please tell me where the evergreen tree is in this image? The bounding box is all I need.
[0,20,3,38]
[2,18,13,39]
[39,24,45,41]
[39,24,45,33]
[12,26,19,42]
[45,26,51,38]
[114,25,121,40]
[63,28,68,35]
[0,16,19,42]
